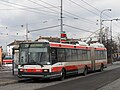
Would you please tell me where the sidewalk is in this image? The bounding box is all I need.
[98,78,120,90]
[0,66,18,86]
[98,61,120,90]
[0,71,18,86]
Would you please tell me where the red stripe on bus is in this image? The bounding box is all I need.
[50,43,60,47]
[50,43,74,48]
[3,60,13,63]
[51,67,63,72]
[50,43,91,49]
[65,65,77,70]
[51,64,92,72]
[95,48,107,50]
[23,69,43,73]
[61,44,74,48]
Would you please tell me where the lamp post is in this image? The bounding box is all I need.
[102,18,120,63]
[100,9,111,43]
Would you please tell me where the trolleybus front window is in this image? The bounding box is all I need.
[29,48,50,65]
[20,47,50,65]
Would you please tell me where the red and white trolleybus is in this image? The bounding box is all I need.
[18,40,107,80]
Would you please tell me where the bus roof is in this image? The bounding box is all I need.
[19,40,106,50]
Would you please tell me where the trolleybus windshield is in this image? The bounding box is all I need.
[19,43,50,65]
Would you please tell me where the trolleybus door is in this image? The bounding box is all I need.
[91,48,95,71]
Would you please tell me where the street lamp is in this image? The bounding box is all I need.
[100,9,111,43]
[102,18,120,63]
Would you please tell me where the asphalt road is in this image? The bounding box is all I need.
[1,65,120,90]
[36,68,120,90]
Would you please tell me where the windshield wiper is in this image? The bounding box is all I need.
[21,63,29,66]
[35,62,44,67]
[30,60,44,67]
[21,62,43,67]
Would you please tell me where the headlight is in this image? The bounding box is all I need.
[20,69,24,72]
[43,69,49,72]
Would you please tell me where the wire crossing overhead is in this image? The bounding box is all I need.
[28,0,60,14]
[69,0,99,16]
[34,0,97,24]
[29,25,61,32]
[64,24,97,34]
[0,0,98,25]
[0,0,59,17]
[81,0,112,19]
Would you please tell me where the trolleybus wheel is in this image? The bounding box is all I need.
[100,64,104,72]
[59,69,66,81]
[83,68,88,76]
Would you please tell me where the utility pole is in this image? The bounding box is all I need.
[99,9,111,44]
[26,24,29,42]
[118,37,120,60]
[110,20,113,63]
[60,0,63,43]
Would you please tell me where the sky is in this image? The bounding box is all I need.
[0,0,120,51]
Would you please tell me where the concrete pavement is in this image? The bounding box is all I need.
[98,62,120,90]
[98,78,120,90]
[0,66,18,86]
[0,71,18,86]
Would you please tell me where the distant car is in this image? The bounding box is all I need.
[3,56,13,64]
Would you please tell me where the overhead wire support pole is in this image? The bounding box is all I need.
[26,24,29,42]
[110,20,113,63]
[99,9,111,44]
[60,0,63,43]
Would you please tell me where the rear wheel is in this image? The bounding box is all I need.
[100,64,104,72]
[83,68,88,76]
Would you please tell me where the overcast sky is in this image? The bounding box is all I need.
[0,0,120,51]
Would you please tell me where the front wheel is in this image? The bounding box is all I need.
[59,69,66,81]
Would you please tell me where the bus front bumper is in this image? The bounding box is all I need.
[18,72,61,79]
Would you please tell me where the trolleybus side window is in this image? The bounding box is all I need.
[78,50,82,61]
[100,51,104,59]
[51,48,57,64]
[87,50,91,60]
[82,50,87,60]
[95,50,99,60]
[71,49,78,61]
[95,50,106,60]
[57,49,66,62]
[102,51,106,59]
[66,49,72,61]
